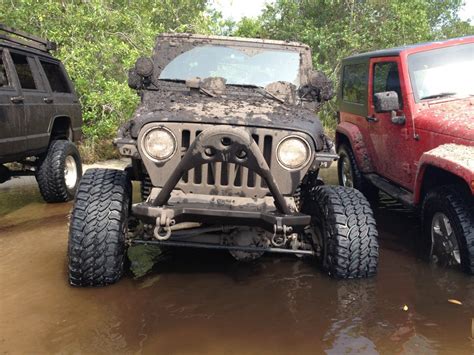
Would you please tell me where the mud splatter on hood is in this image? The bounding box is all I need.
[415,98,474,141]
[122,89,326,148]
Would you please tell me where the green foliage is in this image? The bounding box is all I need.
[1,0,472,156]
[0,0,213,148]
[234,0,474,131]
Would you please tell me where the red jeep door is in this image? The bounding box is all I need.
[367,57,413,188]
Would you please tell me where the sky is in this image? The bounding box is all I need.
[460,0,474,22]
[212,0,473,23]
[211,0,275,20]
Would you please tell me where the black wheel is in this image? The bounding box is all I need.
[337,143,378,200]
[421,185,474,274]
[0,164,11,183]
[301,185,379,278]
[36,140,82,202]
[68,168,131,286]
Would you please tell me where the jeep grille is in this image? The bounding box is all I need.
[139,123,313,198]
[180,128,273,191]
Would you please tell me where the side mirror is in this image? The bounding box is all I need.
[374,91,400,113]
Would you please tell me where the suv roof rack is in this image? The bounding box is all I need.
[0,23,57,52]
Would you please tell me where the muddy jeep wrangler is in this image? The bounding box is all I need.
[68,34,378,286]
[0,24,83,202]
[336,36,473,274]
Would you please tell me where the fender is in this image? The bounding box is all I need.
[47,115,73,140]
[336,122,374,172]
[414,144,474,203]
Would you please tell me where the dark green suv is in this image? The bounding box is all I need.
[0,24,82,202]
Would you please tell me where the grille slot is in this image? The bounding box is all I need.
[179,129,273,193]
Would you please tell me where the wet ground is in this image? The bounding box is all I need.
[0,166,473,354]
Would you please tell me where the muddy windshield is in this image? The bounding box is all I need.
[159,45,301,87]
[408,43,474,101]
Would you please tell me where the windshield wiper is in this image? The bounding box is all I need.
[420,92,457,100]
[230,84,285,104]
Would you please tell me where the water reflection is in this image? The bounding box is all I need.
[1,172,473,354]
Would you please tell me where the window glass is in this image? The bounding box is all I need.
[0,52,10,87]
[342,63,367,104]
[10,52,37,90]
[373,61,402,106]
[41,61,71,93]
[160,45,301,87]
[408,43,474,101]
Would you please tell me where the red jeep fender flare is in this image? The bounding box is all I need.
[414,144,474,203]
[336,122,374,173]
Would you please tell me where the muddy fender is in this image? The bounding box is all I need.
[414,144,474,204]
[336,122,374,173]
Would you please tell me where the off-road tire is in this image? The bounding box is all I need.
[421,185,474,274]
[0,164,10,184]
[68,169,131,286]
[302,185,379,278]
[36,140,82,202]
[337,144,378,201]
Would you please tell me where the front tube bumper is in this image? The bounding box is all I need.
[152,126,291,214]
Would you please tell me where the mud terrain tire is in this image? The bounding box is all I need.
[302,185,379,278]
[68,169,131,286]
[422,185,474,274]
[337,144,378,201]
[36,140,82,202]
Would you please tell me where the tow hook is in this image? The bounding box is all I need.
[154,213,175,240]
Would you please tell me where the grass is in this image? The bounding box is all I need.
[78,137,121,164]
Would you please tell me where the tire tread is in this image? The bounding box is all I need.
[36,140,82,202]
[304,185,379,279]
[422,185,474,274]
[68,168,131,286]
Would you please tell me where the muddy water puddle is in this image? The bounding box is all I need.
[1,170,473,354]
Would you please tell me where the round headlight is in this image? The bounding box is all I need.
[277,136,311,170]
[142,128,177,161]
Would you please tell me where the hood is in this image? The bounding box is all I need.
[415,98,474,141]
[123,90,326,149]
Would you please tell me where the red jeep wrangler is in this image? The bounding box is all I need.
[336,36,473,274]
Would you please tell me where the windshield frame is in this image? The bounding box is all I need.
[407,42,474,103]
[151,34,313,89]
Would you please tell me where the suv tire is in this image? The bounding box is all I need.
[68,168,131,286]
[302,185,379,278]
[337,144,378,201]
[421,185,474,274]
[36,140,82,202]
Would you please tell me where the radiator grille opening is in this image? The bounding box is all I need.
[181,130,191,183]
[261,135,273,187]
[179,130,273,191]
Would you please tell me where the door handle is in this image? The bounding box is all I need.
[10,96,24,104]
[366,115,379,123]
[43,97,54,104]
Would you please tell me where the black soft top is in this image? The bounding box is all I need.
[343,36,472,63]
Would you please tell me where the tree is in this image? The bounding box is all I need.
[234,0,474,131]
[0,0,214,159]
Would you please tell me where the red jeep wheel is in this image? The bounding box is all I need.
[337,144,378,200]
[422,185,474,274]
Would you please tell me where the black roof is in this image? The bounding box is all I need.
[343,35,473,62]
